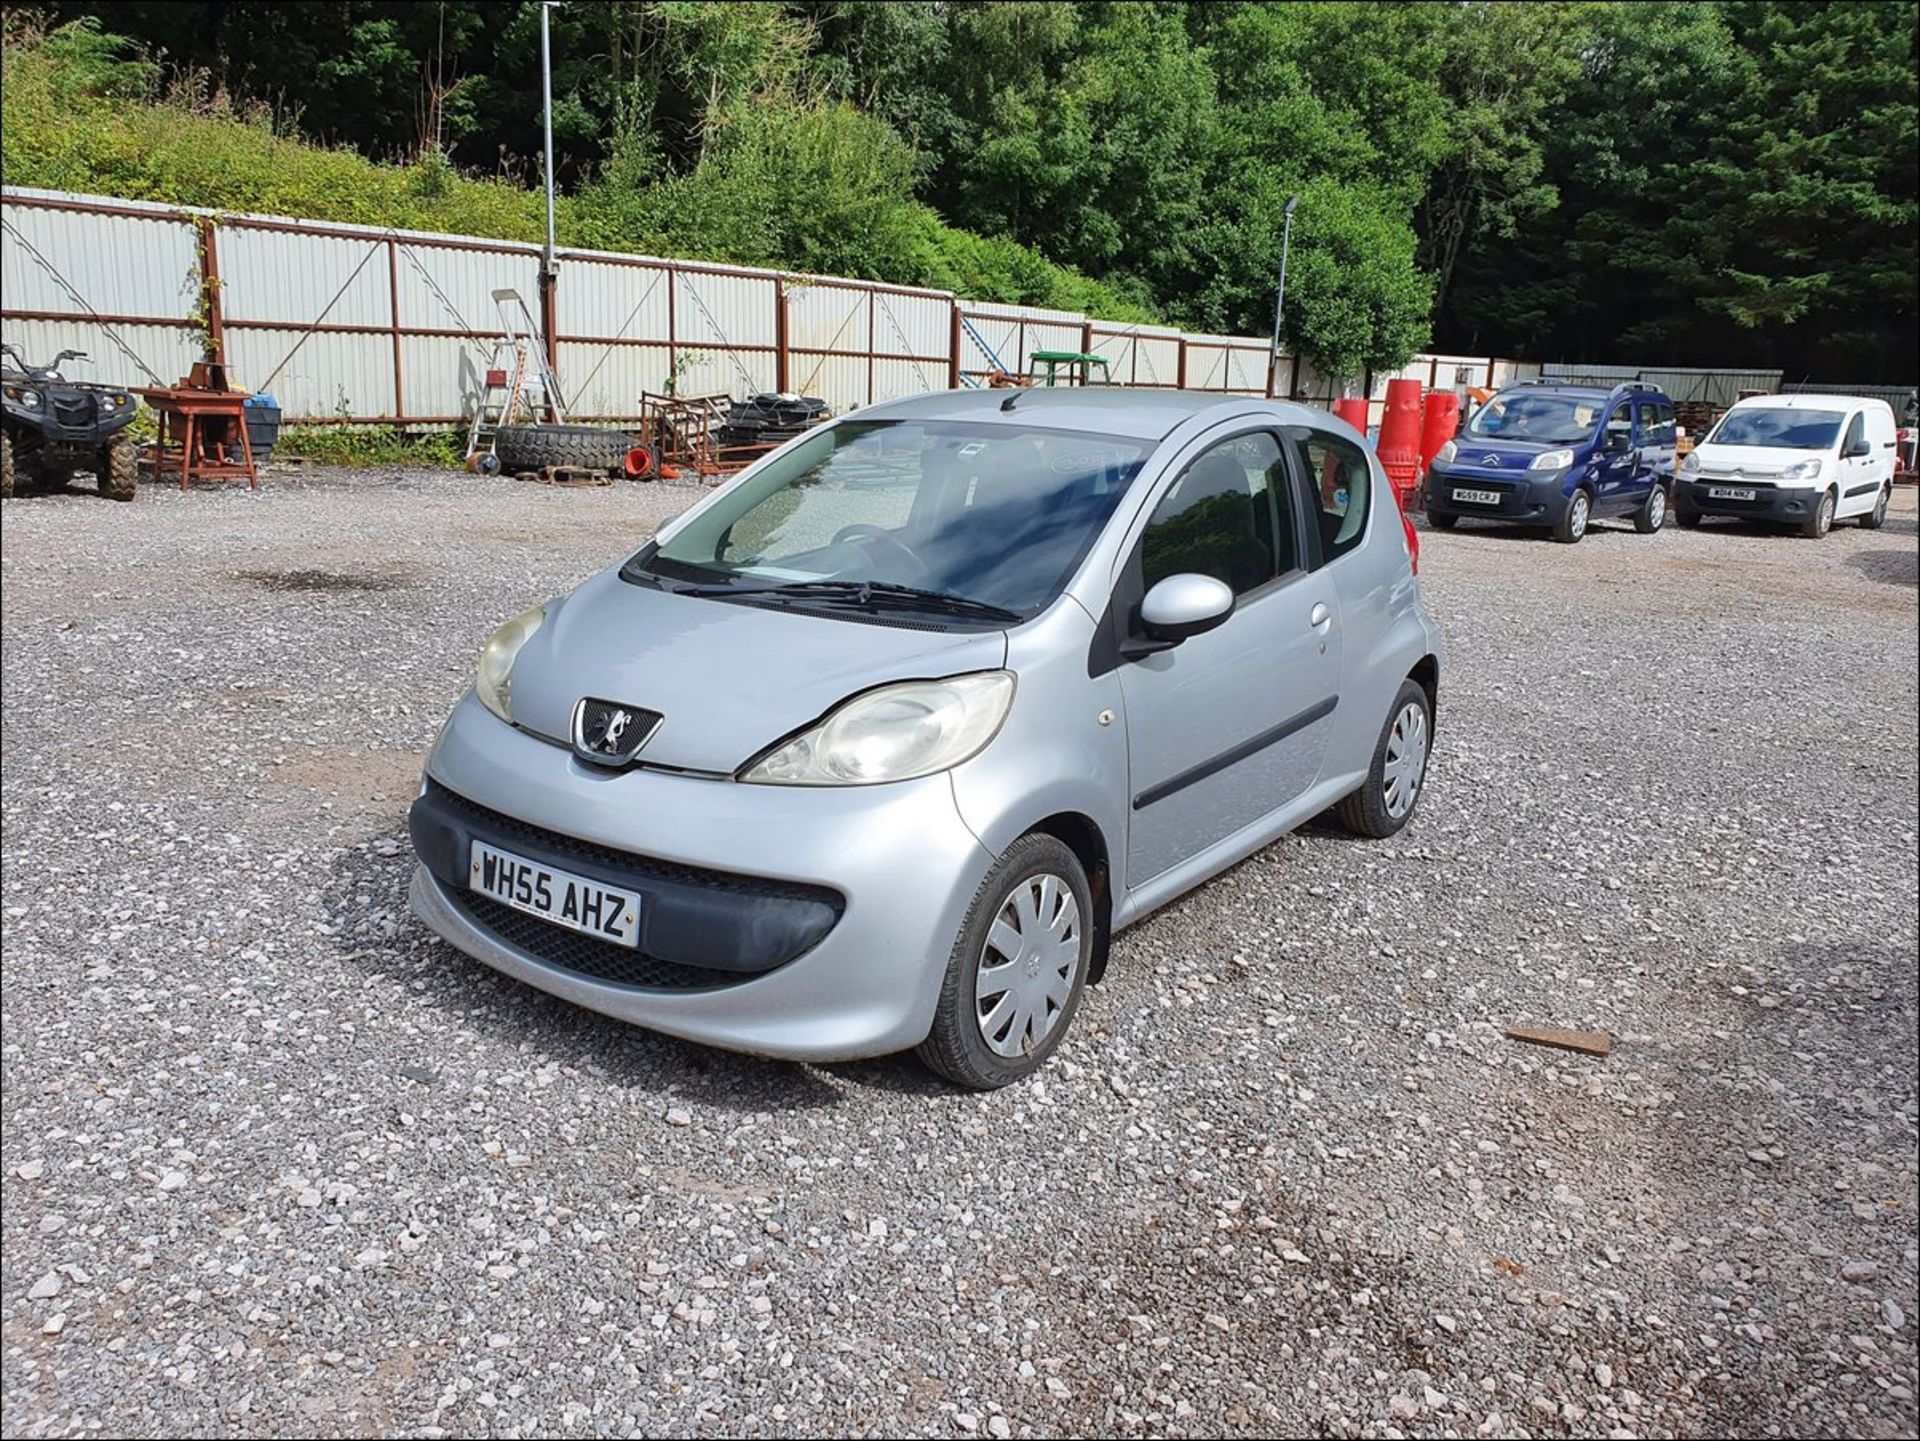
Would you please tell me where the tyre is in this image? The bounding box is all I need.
[96,434,136,501]
[1,433,12,499]
[1632,481,1667,534]
[1800,487,1835,539]
[1553,487,1592,544]
[1858,484,1890,529]
[1674,499,1701,529]
[917,833,1092,1091]
[493,424,629,475]
[1427,510,1458,530]
[1333,678,1432,839]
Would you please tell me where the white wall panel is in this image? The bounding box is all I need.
[1,204,198,320]
[220,227,391,327]
[226,327,395,419]
[871,291,950,361]
[790,353,870,413]
[556,341,669,419]
[0,317,198,391]
[558,257,670,343]
[788,284,870,352]
[396,241,539,338]
[678,270,776,349]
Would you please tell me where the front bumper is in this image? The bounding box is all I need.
[407,692,996,1061]
[1425,467,1573,524]
[1675,477,1821,522]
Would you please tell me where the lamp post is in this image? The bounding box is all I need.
[1267,194,1299,399]
[536,1,560,415]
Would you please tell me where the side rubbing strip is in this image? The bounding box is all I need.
[1132,695,1339,810]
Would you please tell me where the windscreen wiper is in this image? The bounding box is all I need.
[676,578,1020,622]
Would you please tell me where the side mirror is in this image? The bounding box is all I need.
[1605,430,1631,454]
[1132,573,1235,653]
[1847,438,1872,458]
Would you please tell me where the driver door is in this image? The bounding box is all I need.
[1115,430,1341,887]
[1595,400,1637,512]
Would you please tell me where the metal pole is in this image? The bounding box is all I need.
[540,3,557,273]
[1268,195,1298,398]
[537,2,560,416]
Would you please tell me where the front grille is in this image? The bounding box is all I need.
[449,889,740,991]
[427,780,838,906]
[52,397,95,426]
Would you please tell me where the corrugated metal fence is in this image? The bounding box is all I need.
[3,184,1561,427]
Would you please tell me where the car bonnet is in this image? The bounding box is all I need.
[503,565,1010,773]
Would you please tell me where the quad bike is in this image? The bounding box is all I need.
[1,344,141,501]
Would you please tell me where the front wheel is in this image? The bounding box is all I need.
[1427,511,1458,531]
[1801,487,1835,539]
[1553,488,1591,544]
[1858,484,1890,530]
[918,834,1091,1091]
[1632,482,1667,534]
[1333,679,1433,839]
[96,434,136,501]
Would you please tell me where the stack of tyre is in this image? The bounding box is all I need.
[715,393,831,453]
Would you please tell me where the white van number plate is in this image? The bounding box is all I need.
[1708,486,1756,501]
[469,841,641,948]
[1452,488,1501,505]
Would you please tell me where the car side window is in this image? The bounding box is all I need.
[1640,401,1674,442]
[1842,412,1865,454]
[1140,433,1292,596]
[1284,426,1371,564]
[1604,402,1633,450]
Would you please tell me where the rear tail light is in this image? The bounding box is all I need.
[1400,505,1420,574]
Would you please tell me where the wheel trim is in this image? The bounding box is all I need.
[1381,702,1430,820]
[1818,492,1833,532]
[1647,488,1666,528]
[1569,492,1590,537]
[975,874,1081,1059]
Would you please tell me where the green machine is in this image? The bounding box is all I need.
[1027,350,1112,387]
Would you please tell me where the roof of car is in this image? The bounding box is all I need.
[858,386,1313,440]
[1727,392,1892,412]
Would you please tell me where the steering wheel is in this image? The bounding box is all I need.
[831,523,929,579]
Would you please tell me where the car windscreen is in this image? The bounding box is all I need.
[1464,392,1601,446]
[631,419,1153,620]
[1705,408,1844,450]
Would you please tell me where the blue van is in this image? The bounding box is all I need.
[1425,381,1677,543]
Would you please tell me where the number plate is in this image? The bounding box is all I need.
[1707,486,1756,501]
[1452,487,1501,505]
[468,841,641,948]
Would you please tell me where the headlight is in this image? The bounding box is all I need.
[1781,458,1825,481]
[5,386,43,408]
[475,604,546,723]
[1530,448,1575,471]
[1681,451,1701,473]
[1433,440,1456,466]
[742,671,1015,785]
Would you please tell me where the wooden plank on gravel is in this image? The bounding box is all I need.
[1506,1023,1613,1057]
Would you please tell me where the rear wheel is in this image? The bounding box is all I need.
[1553,488,1591,544]
[1427,510,1458,530]
[1632,482,1667,534]
[1800,487,1835,539]
[1858,484,1890,529]
[96,434,136,501]
[1333,679,1433,839]
[918,834,1091,1091]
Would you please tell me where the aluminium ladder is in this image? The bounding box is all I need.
[465,288,568,461]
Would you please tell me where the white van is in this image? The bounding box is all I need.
[1675,394,1897,537]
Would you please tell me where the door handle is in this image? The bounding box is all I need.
[1309,602,1332,631]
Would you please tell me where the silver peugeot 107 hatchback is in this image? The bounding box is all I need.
[410,388,1442,1088]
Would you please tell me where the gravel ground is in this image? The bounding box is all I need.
[3,467,1915,1440]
